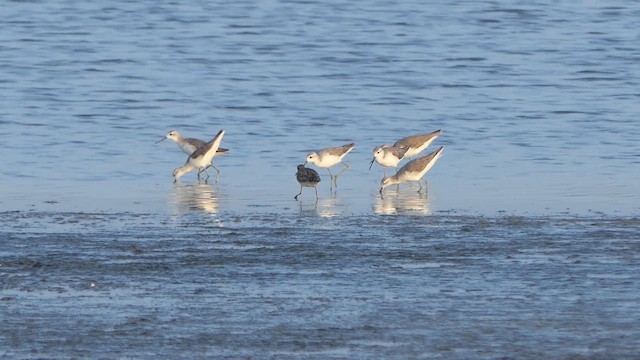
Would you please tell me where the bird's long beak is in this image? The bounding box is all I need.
[368,158,375,170]
[155,137,167,144]
[303,161,308,166]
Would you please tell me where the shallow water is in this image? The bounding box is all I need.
[1,0,640,358]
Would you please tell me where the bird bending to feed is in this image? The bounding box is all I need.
[304,143,355,187]
[173,129,225,183]
[393,129,441,159]
[380,146,444,194]
[369,145,409,176]
[294,164,321,200]
[157,130,229,182]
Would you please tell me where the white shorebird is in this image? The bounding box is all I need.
[379,146,444,193]
[369,145,409,176]
[304,143,355,187]
[393,129,441,159]
[157,130,229,181]
[294,164,321,200]
[173,130,225,183]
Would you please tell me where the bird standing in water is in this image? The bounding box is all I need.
[380,146,444,194]
[304,143,354,188]
[157,130,229,182]
[294,164,321,200]
[173,129,225,183]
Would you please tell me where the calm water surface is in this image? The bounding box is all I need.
[1,0,639,215]
[1,0,640,358]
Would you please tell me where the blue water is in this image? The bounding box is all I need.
[2,0,639,215]
[1,1,640,358]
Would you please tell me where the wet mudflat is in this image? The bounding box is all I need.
[1,211,639,359]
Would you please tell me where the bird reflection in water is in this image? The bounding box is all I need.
[170,183,220,214]
[297,193,346,218]
[374,189,431,215]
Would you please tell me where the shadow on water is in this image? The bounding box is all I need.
[374,187,431,215]
[169,183,221,215]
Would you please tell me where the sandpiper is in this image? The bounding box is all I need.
[393,129,441,159]
[369,145,409,176]
[380,146,444,193]
[157,130,229,181]
[173,130,225,183]
[294,164,321,200]
[304,143,355,187]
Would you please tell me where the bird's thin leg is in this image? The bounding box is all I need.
[417,180,424,193]
[209,163,221,182]
[326,168,335,188]
[336,161,350,177]
[314,186,318,200]
[332,162,350,188]
[294,186,303,200]
[197,168,210,183]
